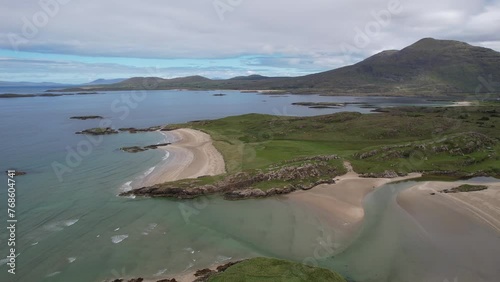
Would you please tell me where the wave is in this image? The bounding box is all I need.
[162,151,170,161]
[46,271,61,278]
[67,257,77,263]
[44,219,79,232]
[111,234,129,244]
[142,223,158,236]
[215,255,232,263]
[154,268,168,277]
[120,181,133,192]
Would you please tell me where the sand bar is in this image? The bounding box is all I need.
[287,162,422,242]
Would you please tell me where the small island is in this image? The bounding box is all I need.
[292,102,345,108]
[119,126,164,133]
[70,116,104,120]
[76,127,119,135]
[120,143,170,153]
[6,170,27,176]
[0,93,37,98]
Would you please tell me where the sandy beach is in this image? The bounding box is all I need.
[137,128,226,187]
[287,162,422,243]
[398,180,500,235]
[395,181,500,281]
[450,101,474,107]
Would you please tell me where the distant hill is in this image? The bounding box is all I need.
[0,81,66,87]
[85,78,126,85]
[54,38,500,96]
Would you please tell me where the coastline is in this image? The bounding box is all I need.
[286,162,422,245]
[136,128,226,188]
[397,180,500,234]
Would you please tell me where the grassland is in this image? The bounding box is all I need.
[126,103,500,199]
[208,257,346,282]
[169,104,500,177]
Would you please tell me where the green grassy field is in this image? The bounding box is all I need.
[208,258,346,282]
[167,104,500,179]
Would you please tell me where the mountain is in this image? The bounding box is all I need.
[85,78,126,85]
[293,38,500,94]
[54,38,500,96]
[228,74,271,80]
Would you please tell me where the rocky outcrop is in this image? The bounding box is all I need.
[120,143,171,153]
[360,170,407,178]
[105,261,243,282]
[6,170,26,176]
[119,126,164,133]
[292,102,345,108]
[76,127,119,135]
[70,116,103,120]
[121,155,341,200]
[356,132,497,160]
[0,93,37,98]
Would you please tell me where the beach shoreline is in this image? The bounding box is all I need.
[397,180,500,234]
[135,128,226,188]
[286,162,422,248]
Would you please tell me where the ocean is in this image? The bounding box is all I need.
[0,88,456,281]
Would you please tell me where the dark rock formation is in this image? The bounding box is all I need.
[292,102,345,109]
[121,155,341,200]
[6,171,26,176]
[76,127,119,135]
[0,93,36,98]
[119,126,163,133]
[120,143,170,153]
[70,116,104,120]
[360,170,407,178]
[76,92,99,95]
[213,93,226,96]
[216,261,242,272]
[121,146,147,153]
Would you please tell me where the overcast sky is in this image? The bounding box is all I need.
[0,0,499,83]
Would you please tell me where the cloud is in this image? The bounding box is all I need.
[0,0,499,82]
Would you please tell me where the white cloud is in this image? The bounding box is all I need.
[0,0,498,82]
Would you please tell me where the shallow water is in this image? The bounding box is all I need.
[0,89,462,281]
[324,180,500,282]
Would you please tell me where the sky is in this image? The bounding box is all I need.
[0,0,499,84]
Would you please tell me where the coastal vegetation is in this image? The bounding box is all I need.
[107,258,347,282]
[123,103,500,199]
[208,258,346,282]
[441,184,488,193]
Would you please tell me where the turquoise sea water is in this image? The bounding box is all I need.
[0,89,459,281]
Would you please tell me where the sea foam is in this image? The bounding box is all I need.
[111,234,129,244]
